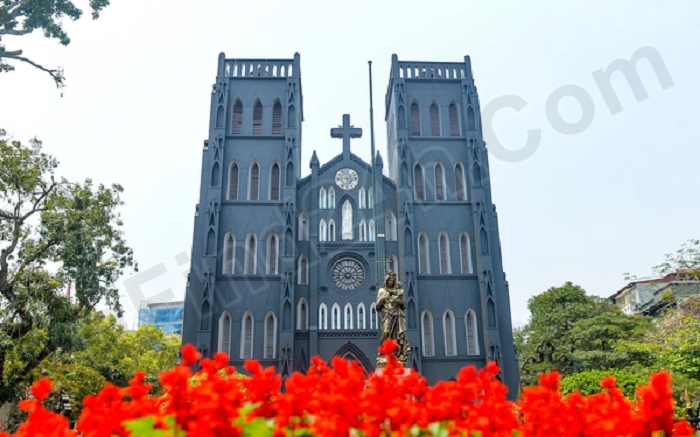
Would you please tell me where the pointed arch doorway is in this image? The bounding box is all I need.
[333,342,374,375]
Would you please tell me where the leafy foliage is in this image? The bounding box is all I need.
[0,0,111,88]
[654,239,700,281]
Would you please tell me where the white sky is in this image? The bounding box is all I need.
[0,0,698,329]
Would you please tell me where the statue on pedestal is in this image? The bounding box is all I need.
[376,271,411,367]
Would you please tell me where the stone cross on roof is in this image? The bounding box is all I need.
[331,114,362,158]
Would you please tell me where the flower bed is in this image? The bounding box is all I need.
[1,341,695,437]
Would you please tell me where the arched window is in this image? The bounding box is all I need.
[328,219,336,241]
[359,188,366,209]
[319,187,327,209]
[449,102,461,136]
[467,106,476,130]
[287,104,296,128]
[319,303,328,330]
[319,219,327,242]
[443,310,457,356]
[264,311,276,359]
[400,162,409,186]
[298,254,308,285]
[422,310,434,357]
[266,233,278,275]
[223,232,235,274]
[370,303,378,329]
[231,99,243,134]
[252,99,263,134]
[297,299,308,330]
[206,229,215,256]
[244,233,257,274]
[332,304,341,330]
[240,311,254,359]
[434,162,446,201]
[249,162,260,200]
[368,187,373,208]
[211,162,220,187]
[219,312,231,354]
[359,220,366,242]
[228,162,239,200]
[430,102,441,136]
[328,187,336,209]
[410,101,421,136]
[357,303,366,329]
[414,163,425,201]
[439,232,451,274]
[298,212,309,241]
[201,300,210,330]
[272,100,282,134]
[368,219,375,242]
[480,228,489,254]
[473,162,483,187]
[398,105,406,129]
[418,232,429,274]
[286,161,294,187]
[487,299,496,328]
[342,200,353,240]
[269,162,280,201]
[460,232,473,274]
[344,303,353,329]
[216,105,224,128]
[385,212,397,241]
[404,229,413,255]
[387,254,398,274]
[455,163,466,201]
[465,309,479,355]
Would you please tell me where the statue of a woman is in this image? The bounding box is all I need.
[376,271,411,367]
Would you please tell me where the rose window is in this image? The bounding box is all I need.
[331,258,365,290]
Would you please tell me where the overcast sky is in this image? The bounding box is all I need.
[1,0,698,329]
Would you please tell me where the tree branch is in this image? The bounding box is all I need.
[0,52,63,88]
[0,29,33,36]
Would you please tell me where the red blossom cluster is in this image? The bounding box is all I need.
[0,340,694,437]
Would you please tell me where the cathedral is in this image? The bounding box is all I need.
[182,53,519,395]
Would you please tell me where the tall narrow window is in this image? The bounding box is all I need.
[319,187,327,209]
[216,106,224,128]
[286,161,294,187]
[228,162,239,200]
[357,303,366,329]
[287,104,296,128]
[266,233,278,275]
[405,229,413,255]
[480,228,489,254]
[439,232,451,274]
[252,99,263,134]
[473,162,483,187]
[328,187,336,209]
[201,301,210,330]
[449,102,461,136]
[223,232,235,274]
[418,232,429,274]
[359,220,366,242]
[270,163,280,201]
[264,312,276,359]
[422,310,434,357]
[319,303,328,330]
[430,103,441,136]
[359,188,366,209]
[460,232,473,274]
[231,99,243,134]
[388,254,398,274]
[219,312,231,354]
[240,312,254,359]
[342,200,353,240]
[272,100,282,134]
[249,163,260,200]
[455,163,466,201]
[398,105,406,129]
[369,219,375,242]
[370,303,378,329]
[467,106,476,130]
[298,255,308,285]
[297,299,308,330]
[414,163,425,201]
[299,212,309,241]
[368,187,373,208]
[487,299,496,328]
[410,102,421,136]
[319,219,327,242]
[434,162,445,201]
[444,310,457,356]
[328,219,336,241]
[332,304,341,330]
[344,303,353,329]
[466,309,479,355]
[385,212,397,241]
[244,233,257,274]
[211,162,220,187]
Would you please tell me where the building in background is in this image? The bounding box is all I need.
[608,271,700,316]
[138,301,184,335]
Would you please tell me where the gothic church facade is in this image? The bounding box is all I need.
[182,53,519,394]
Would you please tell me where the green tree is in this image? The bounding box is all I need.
[654,239,700,281]
[0,0,111,88]
[0,130,135,405]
